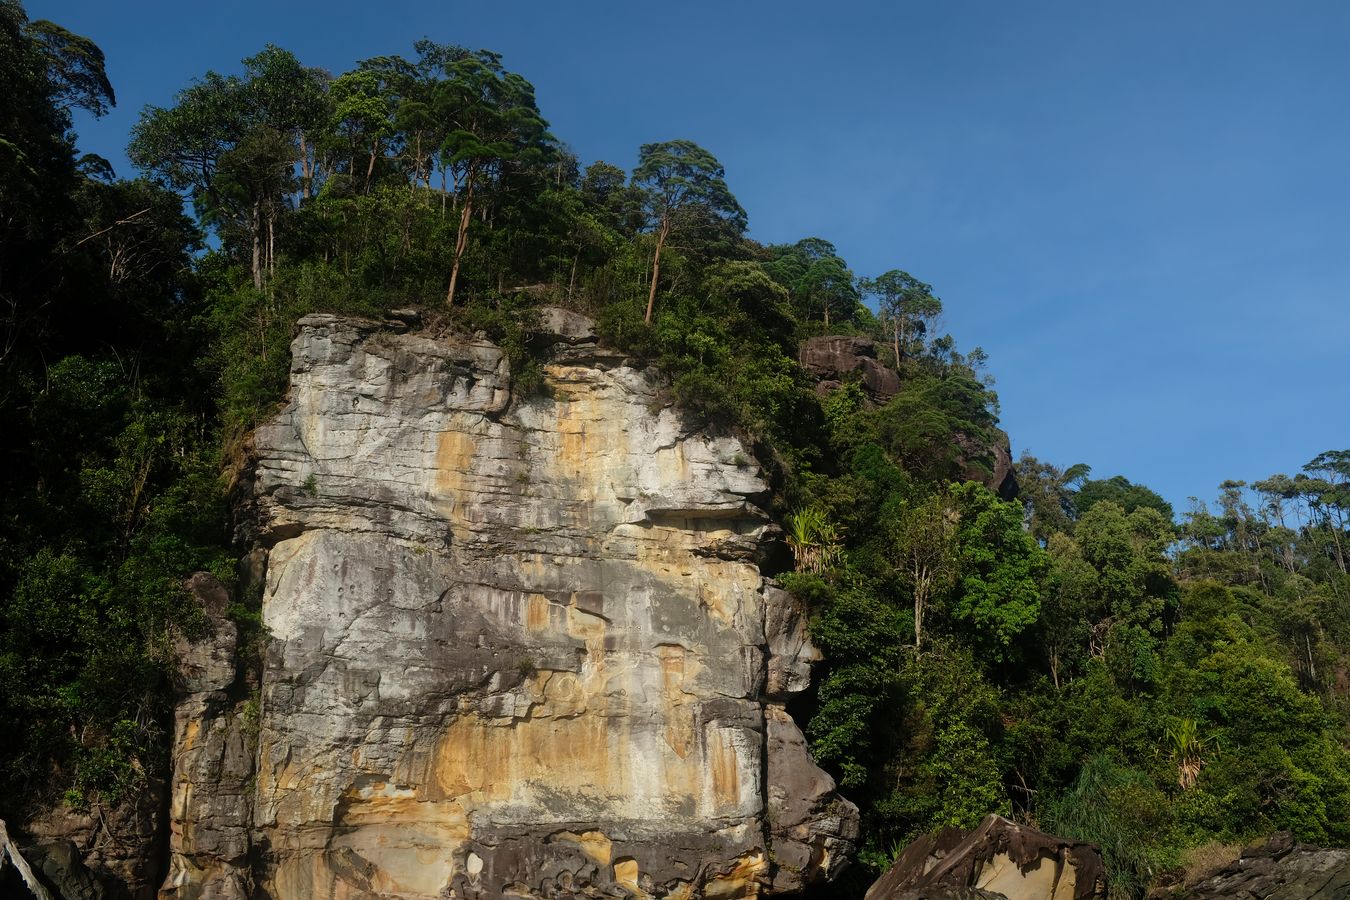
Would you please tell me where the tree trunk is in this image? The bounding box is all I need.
[300,133,313,200]
[644,218,669,324]
[251,200,262,291]
[365,138,379,193]
[0,819,52,900]
[913,566,928,651]
[1329,513,1348,574]
[446,181,475,307]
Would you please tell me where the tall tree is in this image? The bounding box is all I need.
[24,17,114,117]
[328,69,393,194]
[895,491,959,651]
[862,269,942,364]
[131,46,325,290]
[800,253,858,329]
[632,140,745,324]
[766,237,860,328]
[437,51,552,306]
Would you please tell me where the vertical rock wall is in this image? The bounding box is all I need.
[161,312,857,899]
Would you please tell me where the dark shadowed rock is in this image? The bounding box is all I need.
[22,778,166,900]
[800,335,901,403]
[866,815,1105,900]
[956,429,1019,500]
[160,573,253,900]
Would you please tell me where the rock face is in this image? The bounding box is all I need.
[161,312,858,899]
[866,815,1105,900]
[17,775,166,899]
[956,430,1018,501]
[159,573,253,899]
[798,336,900,403]
[1151,832,1350,899]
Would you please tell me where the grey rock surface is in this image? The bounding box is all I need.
[1156,832,1350,899]
[163,311,858,899]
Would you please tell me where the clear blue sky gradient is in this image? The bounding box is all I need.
[31,0,1350,514]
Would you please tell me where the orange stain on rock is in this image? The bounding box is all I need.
[708,728,742,811]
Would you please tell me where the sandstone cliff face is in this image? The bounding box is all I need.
[161,312,857,899]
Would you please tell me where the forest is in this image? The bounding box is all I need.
[2,2,1348,897]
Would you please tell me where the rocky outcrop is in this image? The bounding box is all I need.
[159,573,253,899]
[956,430,1018,501]
[799,336,900,403]
[1149,832,1350,899]
[16,777,166,900]
[866,815,1105,900]
[798,336,1017,500]
[162,311,858,899]
[1,818,53,899]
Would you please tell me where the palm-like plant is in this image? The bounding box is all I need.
[1165,717,1208,790]
[785,507,844,575]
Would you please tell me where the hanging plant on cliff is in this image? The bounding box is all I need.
[786,506,845,575]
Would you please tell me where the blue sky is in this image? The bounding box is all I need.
[31,0,1350,514]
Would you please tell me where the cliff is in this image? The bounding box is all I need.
[159,311,858,899]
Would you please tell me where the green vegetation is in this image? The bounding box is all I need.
[1,5,1347,898]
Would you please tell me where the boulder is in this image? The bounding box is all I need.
[956,429,1019,500]
[866,815,1105,900]
[800,335,901,403]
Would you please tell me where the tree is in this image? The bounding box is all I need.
[799,252,859,329]
[437,51,553,306]
[25,17,114,117]
[243,45,328,199]
[131,46,327,291]
[0,0,82,372]
[1303,451,1349,575]
[765,238,861,328]
[950,481,1047,655]
[328,68,393,194]
[1076,474,1175,522]
[895,492,959,650]
[1016,453,1090,543]
[1042,531,1096,688]
[632,140,745,324]
[862,269,942,364]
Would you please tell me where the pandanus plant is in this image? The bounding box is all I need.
[1165,717,1209,790]
[785,507,844,575]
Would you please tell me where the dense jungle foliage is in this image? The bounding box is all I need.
[2,4,1347,896]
